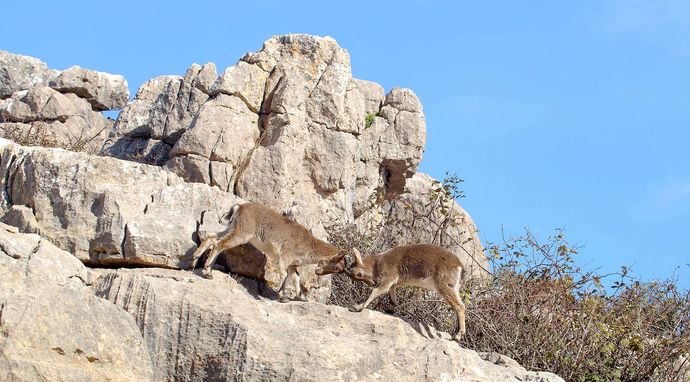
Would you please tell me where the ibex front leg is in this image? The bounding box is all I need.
[349,280,396,312]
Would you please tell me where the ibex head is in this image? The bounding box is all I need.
[347,248,377,287]
[315,251,347,276]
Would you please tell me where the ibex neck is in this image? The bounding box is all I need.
[304,238,338,263]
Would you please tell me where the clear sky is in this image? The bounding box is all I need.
[3,1,689,288]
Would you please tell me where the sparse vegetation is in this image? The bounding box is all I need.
[0,116,105,155]
[364,112,376,129]
[0,120,59,149]
[327,175,690,382]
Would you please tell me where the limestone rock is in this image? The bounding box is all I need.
[0,226,153,381]
[0,87,113,154]
[0,50,58,98]
[210,60,269,113]
[92,267,564,382]
[166,93,259,192]
[50,65,129,110]
[96,34,471,290]
[0,86,77,122]
[0,138,238,268]
[101,63,216,165]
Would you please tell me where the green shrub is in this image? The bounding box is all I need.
[364,112,376,129]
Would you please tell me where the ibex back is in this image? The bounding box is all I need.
[191,202,345,302]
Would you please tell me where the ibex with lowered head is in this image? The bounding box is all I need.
[317,244,467,340]
[191,202,346,302]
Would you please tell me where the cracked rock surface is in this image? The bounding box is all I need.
[0,50,127,154]
[0,223,153,381]
[89,266,564,382]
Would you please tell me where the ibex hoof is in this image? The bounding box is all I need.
[201,272,213,280]
[348,305,362,312]
[278,297,290,303]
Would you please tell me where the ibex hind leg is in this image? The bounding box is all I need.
[190,238,216,270]
[437,284,466,341]
[277,266,298,302]
[201,231,252,279]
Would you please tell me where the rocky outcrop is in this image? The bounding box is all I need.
[92,266,564,382]
[101,35,427,237]
[0,225,562,381]
[0,224,152,381]
[0,35,566,381]
[102,63,216,165]
[0,138,237,268]
[0,50,127,154]
[0,138,330,301]
[0,34,488,295]
[50,66,129,111]
[97,34,486,276]
[0,51,58,98]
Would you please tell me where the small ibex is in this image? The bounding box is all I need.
[190,202,346,302]
[319,244,467,340]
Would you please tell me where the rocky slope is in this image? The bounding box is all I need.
[0,34,562,380]
[1,225,562,381]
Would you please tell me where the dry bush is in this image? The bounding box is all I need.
[468,229,690,382]
[327,173,474,336]
[327,175,690,381]
[0,120,58,148]
[0,116,107,154]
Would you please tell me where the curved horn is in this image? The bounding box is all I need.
[352,248,364,267]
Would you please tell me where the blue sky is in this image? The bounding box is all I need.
[3,1,689,287]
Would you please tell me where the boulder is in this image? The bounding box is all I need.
[0,87,113,154]
[0,86,77,122]
[50,65,129,110]
[0,225,153,381]
[0,50,58,99]
[0,138,236,268]
[101,63,216,165]
[92,267,564,382]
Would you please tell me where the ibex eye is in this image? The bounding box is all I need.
[357,272,362,277]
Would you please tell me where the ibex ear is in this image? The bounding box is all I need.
[335,251,346,261]
[352,248,364,266]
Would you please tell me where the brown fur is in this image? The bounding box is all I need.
[346,244,467,340]
[191,202,342,302]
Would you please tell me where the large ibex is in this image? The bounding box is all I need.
[191,202,346,302]
[317,244,467,340]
